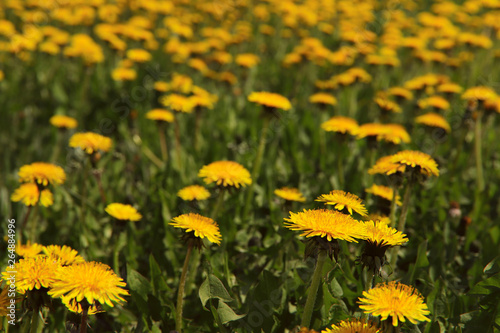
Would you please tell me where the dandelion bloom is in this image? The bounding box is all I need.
[160,93,195,113]
[369,150,439,177]
[61,295,102,314]
[16,241,44,258]
[309,92,337,106]
[437,83,462,94]
[461,86,497,102]
[0,281,11,316]
[42,245,85,266]
[170,213,222,245]
[321,116,359,135]
[274,187,306,202]
[321,319,380,333]
[316,190,368,216]
[415,113,451,132]
[111,67,137,81]
[378,124,411,144]
[418,96,450,111]
[105,203,142,222]
[235,53,260,68]
[126,48,152,62]
[365,185,402,206]
[48,261,129,308]
[177,185,210,201]
[198,161,252,188]
[284,209,366,242]
[146,109,175,123]
[11,183,54,207]
[248,92,292,110]
[50,115,78,129]
[387,87,413,100]
[362,221,408,247]
[374,97,401,113]
[69,132,112,154]
[18,162,66,186]
[2,256,60,294]
[358,281,431,326]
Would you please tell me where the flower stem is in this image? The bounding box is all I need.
[389,185,398,228]
[243,115,271,219]
[474,111,484,192]
[29,204,40,243]
[390,180,413,268]
[301,250,327,328]
[175,241,194,333]
[158,122,168,163]
[194,108,203,153]
[20,205,33,244]
[174,117,182,173]
[210,188,226,220]
[80,306,88,333]
[30,307,41,333]
[92,169,107,204]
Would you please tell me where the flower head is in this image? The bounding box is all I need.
[146,109,175,123]
[309,92,337,106]
[415,113,451,132]
[358,281,431,326]
[362,221,408,247]
[365,185,401,206]
[235,53,260,68]
[111,67,137,81]
[177,185,210,201]
[105,203,142,222]
[284,209,366,242]
[69,132,112,154]
[198,161,252,188]
[2,256,60,294]
[50,115,78,129]
[11,183,54,207]
[369,150,439,178]
[160,94,195,113]
[274,187,306,202]
[61,295,103,314]
[248,92,292,110]
[48,261,129,308]
[42,245,85,266]
[462,86,497,101]
[321,116,359,135]
[316,190,368,216]
[16,241,44,258]
[170,213,222,245]
[321,319,380,333]
[18,162,66,187]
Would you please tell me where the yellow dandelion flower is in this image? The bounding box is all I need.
[177,185,210,201]
[111,67,137,81]
[358,281,431,327]
[356,123,388,140]
[274,187,306,202]
[309,93,337,106]
[61,295,102,315]
[0,281,12,316]
[105,203,142,222]
[2,256,60,294]
[18,162,66,186]
[437,83,463,94]
[48,261,129,307]
[321,319,381,333]
[415,112,451,132]
[374,97,402,113]
[69,132,112,154]
[378,124,411,144]
[49,115,78,129]
[146,109,175,123]
[154,81,169,92]
[248,92,292,110]
[11,183,54,207]
[316,190,368,216]
[42,245,85,266]
[16,241,44,258]
[462,86,497,101]
[321,116,359,135]
[170,213,222,245]
[198,161,252,188]
[369,151,439,177]
[362,220,408,247]
[284,209,366,242]
[235,53,260,68]
[126,48,152,62]
[387,87,413,100]
[418,96,450,111]
[365,185,402,206]
[160,93,195,113]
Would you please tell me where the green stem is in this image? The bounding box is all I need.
[20,205,33,244]
[389,185,398,228]
[194,108,203,153]
[158,122,168,163]
[29,204,40,243]
[210,188,226,220]
[174,117,182,173]
[474,111,484,191]
[30,307,41,333]
[80,305,88,333]
[209,298,227,333]
[300,250,327,328]
[175,241,194,333]
[364,269,375,292]
[390,181,413,268]
[337,152,344,189]
[80,160,89,249]
[92,169,107,204]
[243,115,271,219]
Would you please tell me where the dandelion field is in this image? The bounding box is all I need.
[1,0,500,332]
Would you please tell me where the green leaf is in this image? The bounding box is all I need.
[127,265,152,301]
[199,274,233,308]
[217,301,246,324]
[149,254,171,297]
[469,273,500,295]
[330,278,343,297]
